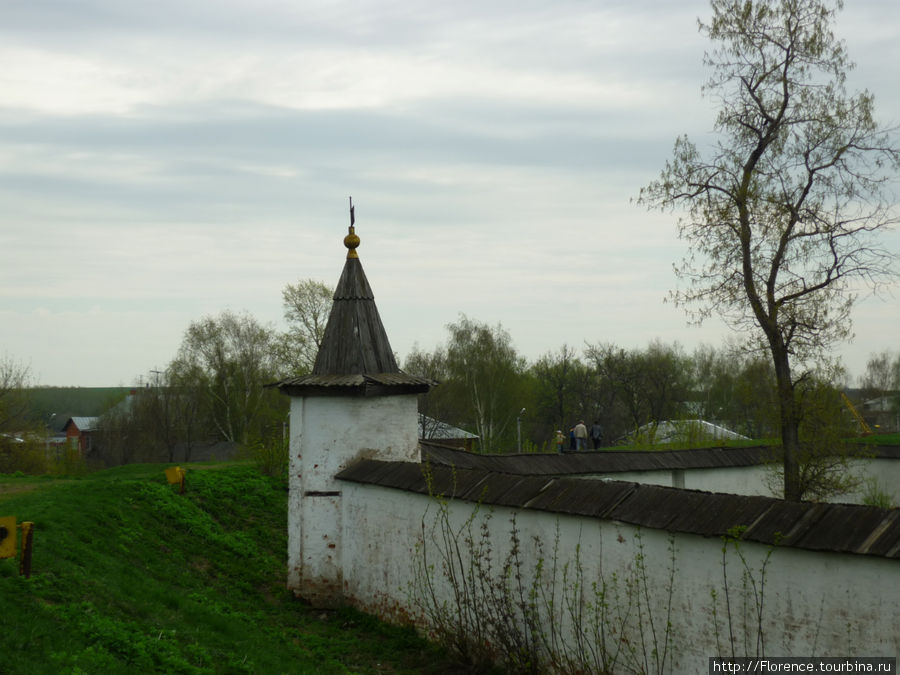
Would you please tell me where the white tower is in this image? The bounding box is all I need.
[272,212,432,607]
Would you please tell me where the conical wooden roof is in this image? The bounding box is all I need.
[311,254,398,375]
[272,222,433,397]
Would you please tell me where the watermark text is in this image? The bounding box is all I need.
[709,658,896,674]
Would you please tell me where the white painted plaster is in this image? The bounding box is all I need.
[286,385,899,663]
[339,481,900,673]
[287,396,304,590]
[287,391,420,604]
[593,457,900,505]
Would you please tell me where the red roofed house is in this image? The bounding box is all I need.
[63,417,99,455]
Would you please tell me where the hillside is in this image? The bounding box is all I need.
[0,463,454,674]
[25,387,133,430]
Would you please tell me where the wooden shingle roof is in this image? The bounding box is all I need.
[312,253,398,376]
[272,220,433,397]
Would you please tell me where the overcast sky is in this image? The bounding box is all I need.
[1,0,898,387]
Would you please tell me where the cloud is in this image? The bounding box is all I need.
[0,0,896,385]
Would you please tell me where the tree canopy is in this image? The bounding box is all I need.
[277,279,334,376]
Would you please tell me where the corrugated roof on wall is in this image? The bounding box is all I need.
[420,442,900,474]
[337,458,900,559]
[421,442,771,474]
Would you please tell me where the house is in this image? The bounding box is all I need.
[418,414,479,451]
[618,418,750,445]
[861,394,899,432]
[62,417,99,454]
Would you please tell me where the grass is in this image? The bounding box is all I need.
[0,462,456,674]
[856,432,900,446]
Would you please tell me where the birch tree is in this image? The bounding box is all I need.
[173,310,283,445]
[444,315,526,453]
[277,279,333,375]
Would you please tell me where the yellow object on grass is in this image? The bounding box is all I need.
[0,516,16,559]
[164,466,185,485]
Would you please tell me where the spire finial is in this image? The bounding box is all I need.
[344,196,360,259]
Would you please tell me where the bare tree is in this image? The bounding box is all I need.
[0,354,32,434]
[586,341,692,440]
[0,355,44,473]
[444,315,527,453]
[173,310,284,445]
[404,344,451,440]
[859,350,899,400]
[639,0,900,499]
[531,345,593,441]
[166,360,208,462]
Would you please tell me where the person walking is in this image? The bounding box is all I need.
[555,430,566,453]
[591,420,604,450]
[574,420,588,451]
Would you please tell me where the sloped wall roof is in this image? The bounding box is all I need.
[421,442,770,474]
[337,457,900,559]
[420,443,900,474]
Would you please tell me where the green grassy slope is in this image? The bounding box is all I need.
[0,463,450,674]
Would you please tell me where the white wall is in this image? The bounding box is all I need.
[594,457,900,505]
[287,393,419,604]
[339,481,900,673]
[592,465,774,496]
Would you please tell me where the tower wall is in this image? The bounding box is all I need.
[287,392,420,605]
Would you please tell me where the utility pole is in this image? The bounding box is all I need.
[517,408,526,453]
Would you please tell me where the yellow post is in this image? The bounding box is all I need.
[19,522,33,578]
[0,516,16,559]
[164,467,186,494]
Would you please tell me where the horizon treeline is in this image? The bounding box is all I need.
[4,297,899,467]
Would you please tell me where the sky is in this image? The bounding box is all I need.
[1,0,898,387]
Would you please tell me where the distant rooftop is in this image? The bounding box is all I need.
[64,416,100,432]
[419,415,479,441]
[619,419,750,445]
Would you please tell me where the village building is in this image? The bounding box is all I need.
[62,416,99,454]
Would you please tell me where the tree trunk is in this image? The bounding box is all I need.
[772,346,801,500]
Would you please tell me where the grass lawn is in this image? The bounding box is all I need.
[0,463,457,674]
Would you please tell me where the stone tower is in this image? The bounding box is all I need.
[272,213,432,606]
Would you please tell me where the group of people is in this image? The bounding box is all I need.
[555,420,603,453]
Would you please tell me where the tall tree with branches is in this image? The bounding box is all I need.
[640,0,899,499]
[173,310,284,445]
[444,315,527,453]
